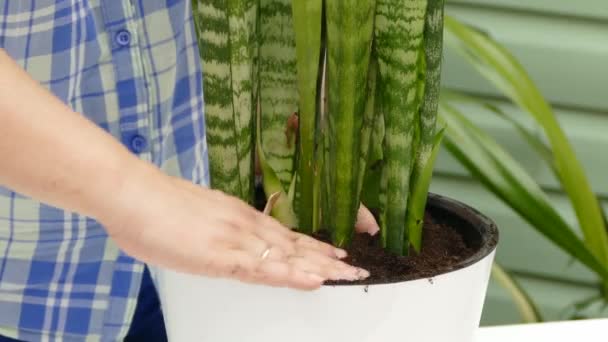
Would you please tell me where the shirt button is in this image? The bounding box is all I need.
[115,29,131,47]
[130,135,148,153]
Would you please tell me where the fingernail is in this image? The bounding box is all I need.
[341,273,359,281]
[357,268,370,279]
[335,269,358,281]
[341,267,365,281]
[308,273,325,283]
[334,248,348,259]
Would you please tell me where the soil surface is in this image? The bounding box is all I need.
[319,213,476,286]
[254,187,477,285]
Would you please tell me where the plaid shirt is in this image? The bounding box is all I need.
[0,1,209,340]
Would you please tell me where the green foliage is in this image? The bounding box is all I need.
[193,0,608,322]
[374,0,430,254]
[326,0,376,247]
[441,15,608,298]
[492,263,543,323]
[406,0,445,252]
[192,0,257,203]
[194,0,448,254]
[256,99,298,228]
[291,0,323,234]
[258,0,299,190]
[439,102,608,280]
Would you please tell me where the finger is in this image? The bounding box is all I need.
[210,192,298,251]
[355,204,380,235]
[230,268,286,288]
[220,250,325,290]
[257,259,325,290]
[203,249,282,287]
[206,188,343,260]
[242,237,368,282]
[234,230,273,259]
[292,232,348,259]
[287,249,369,281]
[212,205,298,257]
[240,212,302,256]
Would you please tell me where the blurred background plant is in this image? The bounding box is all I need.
[437,0,608,325]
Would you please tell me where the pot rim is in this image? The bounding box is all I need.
[322,192,499,287]
[426,192,499,271]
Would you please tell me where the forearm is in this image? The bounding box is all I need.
[0,48,159,223]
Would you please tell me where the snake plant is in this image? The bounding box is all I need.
[193,0,446,255]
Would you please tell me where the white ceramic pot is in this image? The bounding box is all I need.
[152,194,499,342]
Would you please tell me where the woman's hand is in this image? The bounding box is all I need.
[0,49,378,291]
[103,165,372,291]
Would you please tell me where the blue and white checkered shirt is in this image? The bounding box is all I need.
[0,1,209,340]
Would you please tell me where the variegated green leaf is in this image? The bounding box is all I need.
[406,0,445,252]
[193,0,257,202]
[375,0,428,254]
[326,0,377,247]
[292,0,323,234]
[258,0,299,190]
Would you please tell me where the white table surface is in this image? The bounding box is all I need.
[475,318,608,341]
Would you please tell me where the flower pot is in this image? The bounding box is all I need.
[151,193,499,342]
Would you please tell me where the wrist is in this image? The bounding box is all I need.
[89,151,168,229]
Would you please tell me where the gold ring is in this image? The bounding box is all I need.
[260,248,271,260]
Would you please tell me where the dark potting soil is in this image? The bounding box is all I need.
[318,212,476,286]
[254,187,477,285]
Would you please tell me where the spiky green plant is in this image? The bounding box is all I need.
[440,15,608,316]
[193,0,446,255]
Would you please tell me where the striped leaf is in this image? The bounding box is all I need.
[326,0,377,247]
[405,128,444,252]
[375,0,428,254]
[227,0,257,202]
[292,0,323,234]
[406,0,445,252]
[193,0,258,202]
[193,0,240,196]
[360,90,386,222]
[258,0,299,190]
[357,58,379,200]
